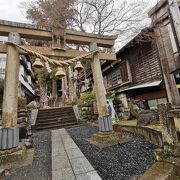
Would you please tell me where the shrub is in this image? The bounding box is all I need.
[106,91,115,100]
[18,96,27,109]
[77,92,96,107]
[65,99,77,106]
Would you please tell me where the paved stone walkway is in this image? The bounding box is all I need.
[51,128,102,180]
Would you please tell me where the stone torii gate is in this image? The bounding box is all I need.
[0,20,117,150]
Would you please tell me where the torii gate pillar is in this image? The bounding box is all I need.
[0,32,20,149]
[90,43,113,132]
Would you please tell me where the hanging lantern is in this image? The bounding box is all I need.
[33,58,44,69]
[74,61,84,72]
[55,67,66,79]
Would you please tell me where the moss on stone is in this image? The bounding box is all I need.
[89,131,122,148]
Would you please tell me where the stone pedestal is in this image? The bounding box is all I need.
[0,142,27,166]
[89,131,122,148]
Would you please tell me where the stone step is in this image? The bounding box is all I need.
[37,112,75,118]
[39,107,73,113]
[35,122,78,130]
[38,109,74,114]
[36,119,77,126]
[35,106,78,131]
[37,115,76,122]
[38,110,74,115]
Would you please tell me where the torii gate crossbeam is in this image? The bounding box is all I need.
[0,19,116,48]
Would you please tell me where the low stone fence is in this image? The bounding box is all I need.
[80,105,98,121]
[114,125,163,147]
[0,109,27,122]
[0,109,33,149]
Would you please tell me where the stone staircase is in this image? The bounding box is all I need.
[34,107,78,131]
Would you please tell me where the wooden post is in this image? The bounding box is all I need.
[157,103,178,145]
[168,0,180,45]
[154,27,180,105]
[90,43,113,132]
[0,32,20,149]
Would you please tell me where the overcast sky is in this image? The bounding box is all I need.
[0,0,159,23]
[0,0,29,23]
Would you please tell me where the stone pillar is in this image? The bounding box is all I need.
[73,70,78,101]
[118,93,128,109]
[61,75,68,106]
[90,43,113,132]
[52,79,57,98]
[157,103,178,145]
[0,32,20,149]
[68,66,75,102]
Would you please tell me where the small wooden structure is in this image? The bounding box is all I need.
[149,0,180,106]
[91,28,167,111]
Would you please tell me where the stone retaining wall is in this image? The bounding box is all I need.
[114,125,163,147]
[0,109,33,150]
[80,105,98,121]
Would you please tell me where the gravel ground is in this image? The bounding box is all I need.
[6,131,52,180]
[67,125,156,180]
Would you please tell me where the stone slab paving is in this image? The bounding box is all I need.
[51,128,102,180]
